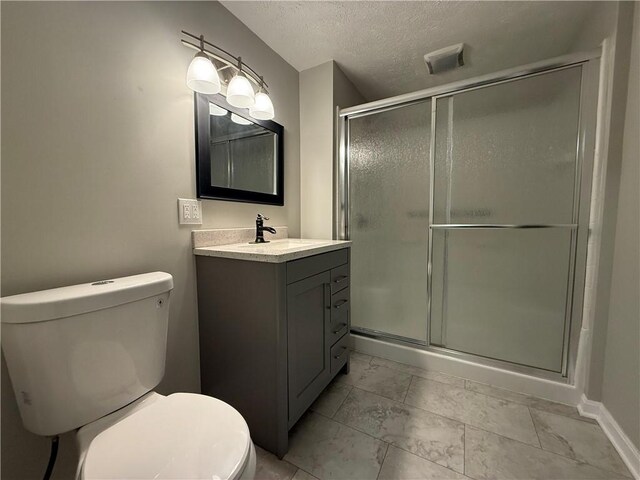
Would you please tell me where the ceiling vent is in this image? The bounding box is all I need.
[424,43,464,74]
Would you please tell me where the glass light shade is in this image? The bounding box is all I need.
[249,92,275,120]
[231,113,252,125]
[226,74,255,108]
[186,53,221,94]
[209,103,228,116]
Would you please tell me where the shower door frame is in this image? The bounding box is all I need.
[336,50,600,381]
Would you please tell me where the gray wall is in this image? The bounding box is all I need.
[600,3,640,450]
[0,2,300,478]
[586,1,635,403]
[300,61,364,239]
[300,61,334,239]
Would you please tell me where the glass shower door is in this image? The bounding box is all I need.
[349,100,431,342]
[429,66,583,372]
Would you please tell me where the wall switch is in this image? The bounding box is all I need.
[178,198,202,225]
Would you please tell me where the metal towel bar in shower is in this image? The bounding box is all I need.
[429,224,578,229]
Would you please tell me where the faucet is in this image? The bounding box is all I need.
[254,214,276,243]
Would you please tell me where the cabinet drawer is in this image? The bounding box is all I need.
[287,248,348,285]
[330,334,350,375]
[330,287,349,345]
[330,263,350,294]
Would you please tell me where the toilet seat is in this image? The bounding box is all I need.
[82,393,253,480]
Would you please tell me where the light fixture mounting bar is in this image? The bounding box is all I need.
[181,30,268,91]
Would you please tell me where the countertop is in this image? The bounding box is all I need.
[193,238,351,263]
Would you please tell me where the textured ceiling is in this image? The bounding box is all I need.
[221,1,598,101]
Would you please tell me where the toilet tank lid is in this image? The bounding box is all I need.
[1,272,173,324]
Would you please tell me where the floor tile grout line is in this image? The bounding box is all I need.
[401,375,414,404]
[463,423,466,476]
[330,385,353,419]
[528,406,543,449]
[374,441,390,480]
[296,467,317,479]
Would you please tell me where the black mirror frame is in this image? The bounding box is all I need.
[194,92,284,206]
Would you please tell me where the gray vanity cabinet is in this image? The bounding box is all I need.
[286,271,331,427]
[195,246,350,458]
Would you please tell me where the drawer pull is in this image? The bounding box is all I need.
[334,299,349,309]
[332,323,347,334]
[334,275,348,284]
[334,347,348,360]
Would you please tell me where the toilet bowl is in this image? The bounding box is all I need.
[1,272,256,480]
[76,392,256,480]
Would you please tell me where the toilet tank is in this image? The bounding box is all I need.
[1,272,173,437]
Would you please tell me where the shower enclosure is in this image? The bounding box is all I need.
[336,52,600,378]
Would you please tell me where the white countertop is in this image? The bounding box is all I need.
[193,238,351,263]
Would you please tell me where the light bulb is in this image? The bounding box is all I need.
[186,52,221,95]
[231,113,252,125]
[249,92,275,120]
[209,103,228,116]
[226,74,255,108]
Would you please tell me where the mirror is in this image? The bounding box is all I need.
[195,93,284,205]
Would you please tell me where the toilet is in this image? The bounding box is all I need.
[1,272,256,480]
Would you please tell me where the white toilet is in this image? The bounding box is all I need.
[1,272,256,480]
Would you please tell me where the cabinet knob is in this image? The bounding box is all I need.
[332,323,348,335]
[334,347,348,360]
[334,299,349,309]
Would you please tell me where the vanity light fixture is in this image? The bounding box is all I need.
[230,113,252,125]
[181,31,275,120]
[227,61,256,108]
[249,77,275,120]
[186,35,221,95]
[209,103,228,116]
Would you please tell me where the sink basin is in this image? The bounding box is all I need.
[238,239,331,251]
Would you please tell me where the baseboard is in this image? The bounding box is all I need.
[578,394,640,479]
[351,334,581,405]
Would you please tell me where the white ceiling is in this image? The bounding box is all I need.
[221,1,600,101]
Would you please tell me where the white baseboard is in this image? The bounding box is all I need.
[578,394,640,479]
[351,334,581,405]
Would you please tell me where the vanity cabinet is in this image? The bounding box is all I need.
[195,246,350,458]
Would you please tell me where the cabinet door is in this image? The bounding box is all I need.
[287,271,331,426]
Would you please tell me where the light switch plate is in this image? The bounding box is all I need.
[178,198,202,225]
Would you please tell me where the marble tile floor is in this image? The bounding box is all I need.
[254,351,631,480]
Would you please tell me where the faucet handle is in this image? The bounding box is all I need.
[257,213,269,221]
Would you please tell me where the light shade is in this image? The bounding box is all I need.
[231,113,252,125]
[209,103,228,116]
[186,53,221,94]
[226,74,255,108]
[249,92,275,120]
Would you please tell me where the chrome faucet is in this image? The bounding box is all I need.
[254,214,276,243]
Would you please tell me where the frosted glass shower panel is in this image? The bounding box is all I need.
[430,228,572,372]
[433,66,582,225]
[349,101,431,342]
